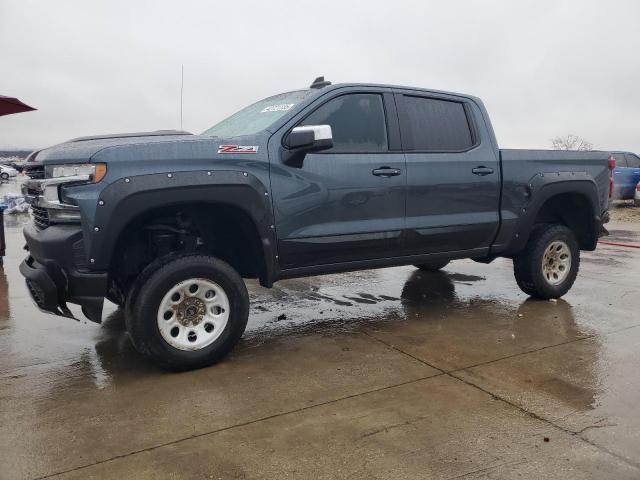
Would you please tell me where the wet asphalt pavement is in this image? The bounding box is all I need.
[2,178,640,479]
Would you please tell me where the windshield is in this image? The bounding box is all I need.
[202,90,314,138]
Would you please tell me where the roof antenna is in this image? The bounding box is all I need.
[180,64,184,130]
[310,76,331,89]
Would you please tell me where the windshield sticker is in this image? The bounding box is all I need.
[218,145,259,154]
[261,103,294,113]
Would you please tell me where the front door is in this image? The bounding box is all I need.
[269,90,406,268]
[394,90,501,256]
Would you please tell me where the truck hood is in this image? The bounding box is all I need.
[35,130,269,164]
[36,130,196,163]
[34,130,270,181]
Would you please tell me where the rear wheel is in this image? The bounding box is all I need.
[126,254,249,371]
[414,260,449,272]
[513,224,579,299]
[0,172,9,181]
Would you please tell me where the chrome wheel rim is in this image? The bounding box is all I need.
[157,278,230,351]
[542,240,571,286]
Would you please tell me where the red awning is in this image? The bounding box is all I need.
[0,95,36,117]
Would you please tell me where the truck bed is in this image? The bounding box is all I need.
[492,149,611,254]
[500,148,611,210]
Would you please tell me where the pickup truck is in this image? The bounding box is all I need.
[610,151,640,200]
[19,77,613,371]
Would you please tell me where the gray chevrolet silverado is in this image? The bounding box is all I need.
[19,77,612,370]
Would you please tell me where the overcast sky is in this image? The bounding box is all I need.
[1,0,639,152]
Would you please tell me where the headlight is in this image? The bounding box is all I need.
[45,163,107,183]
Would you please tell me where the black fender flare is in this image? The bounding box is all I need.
[503,172,602,254]
[85,170,277,284]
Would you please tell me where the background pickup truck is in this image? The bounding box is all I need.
[19,78,612,371]
[610,151,640,200]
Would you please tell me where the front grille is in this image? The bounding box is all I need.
[31,206,50,230]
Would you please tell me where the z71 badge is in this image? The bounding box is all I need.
[217,145,259,154]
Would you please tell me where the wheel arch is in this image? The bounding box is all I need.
[86,171,277,286]
[504,178,602,254]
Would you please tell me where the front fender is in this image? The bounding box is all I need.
[83,170,277,282]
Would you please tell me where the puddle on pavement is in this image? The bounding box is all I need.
[243,268,492,342]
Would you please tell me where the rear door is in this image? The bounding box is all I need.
[394,90,501,256]
[269,89,407,268]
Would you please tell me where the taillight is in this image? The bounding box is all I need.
[608,156,615,198]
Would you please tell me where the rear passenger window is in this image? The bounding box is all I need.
[400,96,474,151]
[625,153,640,168]
[301,94,388,152]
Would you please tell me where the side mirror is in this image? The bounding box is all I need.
[286,125,333,151]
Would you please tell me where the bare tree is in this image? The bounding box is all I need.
[550,134,594,151]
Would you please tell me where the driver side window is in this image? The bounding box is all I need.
[301,94,388,153]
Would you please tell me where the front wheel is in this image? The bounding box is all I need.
[126,255,249,371]
[0,172,9,181]
[513,224,580,299]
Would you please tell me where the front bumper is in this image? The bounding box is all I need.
[20,223,108,322]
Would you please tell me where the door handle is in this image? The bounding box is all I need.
[472,166,494,176]
[372,167,401,177]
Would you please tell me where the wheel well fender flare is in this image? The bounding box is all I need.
[85,170,277,282]
[506,173,601,253]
